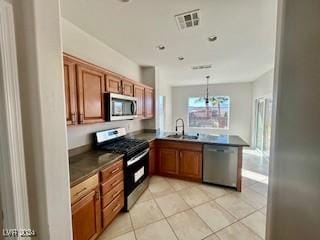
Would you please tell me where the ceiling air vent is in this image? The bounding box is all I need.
[192,64,212,70]
[175,9,200,30]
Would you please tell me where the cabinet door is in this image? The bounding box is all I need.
[158,148,179,175]
[179,150,202,180]
[144,88,154,119]
[134,85,145,118]
[72,189,101,240]
[106,74,122,94]
[122,79,134,96]
[77,64,105,124]
[63,57,77,125]
[149,146,156,175]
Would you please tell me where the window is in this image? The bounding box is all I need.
[188,96,230,129]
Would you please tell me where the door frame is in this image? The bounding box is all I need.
[0,0,30,234]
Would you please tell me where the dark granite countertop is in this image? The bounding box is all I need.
[69,151,124,187]
[129,131,249,147]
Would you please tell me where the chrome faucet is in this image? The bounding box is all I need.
[175,118,185,136]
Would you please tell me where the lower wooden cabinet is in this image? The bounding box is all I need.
[158,148,179,176]
[149,141,156,175]
[100,160,124,229]
[72,188,101,240]
[71,160,124,240]
[157,140,202,181]
[179,150,202,180]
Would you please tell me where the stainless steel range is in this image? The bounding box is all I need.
[94,128,149,211]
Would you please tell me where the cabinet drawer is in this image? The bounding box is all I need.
[100,160,123,183]
[102,181,124,208]
[102,192,124,228]
[71,174,99,204]
[101,171,123,195]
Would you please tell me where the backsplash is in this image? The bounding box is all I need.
[67,119,143,149]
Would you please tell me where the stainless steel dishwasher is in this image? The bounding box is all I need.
[203,144,238,188]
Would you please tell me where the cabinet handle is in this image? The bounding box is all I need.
[111,180,120,187]
[112,191,120,198]
[111,168,119,174]
[179,152,182,159]
[112,204,121,212]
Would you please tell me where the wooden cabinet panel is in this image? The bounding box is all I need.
[158,148,179,175]
[134,85,145,118]
[106,74,122,94]
[149,141,156,175]
[122,79,134,96]
[77,65,105,124]
[63,57,77,125]
[101,171,123,195]
[179,150,202,180]
[144,88,154,119]
[100,160,123,183]
[72,189,101,240]
[102,192,124,228]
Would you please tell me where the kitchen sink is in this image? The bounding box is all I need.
[166,134,183,138]
[166,134,199,140]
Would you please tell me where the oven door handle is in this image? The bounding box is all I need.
[127,148,149,166]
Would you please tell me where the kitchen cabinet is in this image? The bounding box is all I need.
[134,85,145,118]
[63,53,154,125]
[158,148,179,176]
[106,74,122,94]
[106,75,134,97]
[149,140,156,175]
[179,150,202,180]
[157,140,202,181]
[144,87,154,119]
[63,56,77,125]
[100,160,124,229]
[122,79,134,97]
[71,175,101,240]
[76,64,105,124]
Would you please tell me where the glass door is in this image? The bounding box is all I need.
[255,97,273,156]
[255,99,265,152]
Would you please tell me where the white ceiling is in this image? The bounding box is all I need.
[61,0,277,86]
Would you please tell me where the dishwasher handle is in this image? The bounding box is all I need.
[206,148,234,154]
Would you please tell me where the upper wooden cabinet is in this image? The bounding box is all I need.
[62,53,154,125]
[105,75,134,97]
[63,57,77,125]
[77,64,105,124]
[144,87,154,119]
[134,85,145,118]
[122,79,134,97]
[106,74,122,94]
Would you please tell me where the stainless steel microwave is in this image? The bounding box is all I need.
[105,93,137,121]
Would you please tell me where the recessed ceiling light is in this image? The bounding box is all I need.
[157,45,165,50]
[119,0,131,3]
[178,56,184,61]
[208,36,218,42]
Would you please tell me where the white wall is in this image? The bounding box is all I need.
[13,0,71,239]
[171,82,252,143]
[267,0,320,239]
[158,70,173,131]
[62,18,144,149]
[251,69,274,145]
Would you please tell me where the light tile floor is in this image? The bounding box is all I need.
[99,149,269,240]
